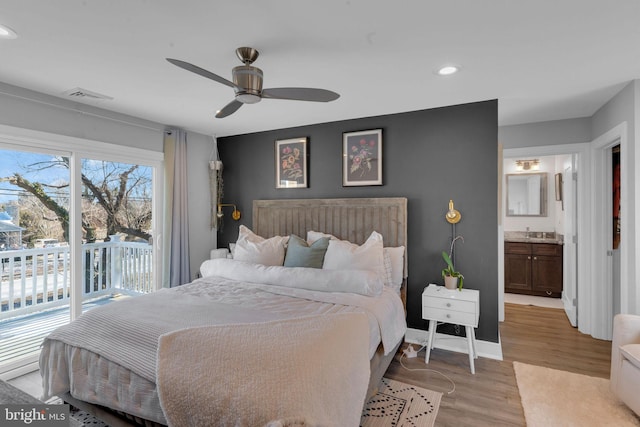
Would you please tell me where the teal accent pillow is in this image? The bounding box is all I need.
[284,234,330,268]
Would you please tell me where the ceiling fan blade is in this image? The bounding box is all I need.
[261,87,340,102]
[215,99,243,118]
[166,58,239,90]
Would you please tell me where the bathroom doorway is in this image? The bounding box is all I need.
[501,144,588,329]
[502,153,576,319]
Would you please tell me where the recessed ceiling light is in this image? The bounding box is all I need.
[0,24,18,39]
[437,65,460,76]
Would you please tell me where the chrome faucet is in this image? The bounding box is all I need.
[526,227,530,238]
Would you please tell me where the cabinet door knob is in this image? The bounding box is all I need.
[533,256,537,260]
[446,303,451,307]
[527,256,531,260]
[446,314,451,318]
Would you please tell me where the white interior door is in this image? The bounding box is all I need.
[589,128,626,341]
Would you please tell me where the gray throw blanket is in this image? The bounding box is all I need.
[44,285,281,382]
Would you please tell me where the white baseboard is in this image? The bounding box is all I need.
[562,294,577,327]
[405,327,503,361]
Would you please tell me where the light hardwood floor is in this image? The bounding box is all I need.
[385,303,612,427]
[10,303,612,426]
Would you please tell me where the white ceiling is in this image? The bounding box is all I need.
[1,1,639,138]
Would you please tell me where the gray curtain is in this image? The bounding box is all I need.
[167,128,191,286]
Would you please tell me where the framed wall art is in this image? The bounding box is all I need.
[275,137,308,188]
[555,173,563,202]
[342,129,382,186]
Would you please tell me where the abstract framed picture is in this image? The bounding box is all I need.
[275,137,308,188]
[342,129,382,186]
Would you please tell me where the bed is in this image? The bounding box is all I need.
[39,197,408,426]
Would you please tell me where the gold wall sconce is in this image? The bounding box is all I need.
[515,159,540,171]
[217,203,241,220]
[445,199,461,224]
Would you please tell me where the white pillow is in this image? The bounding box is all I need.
[233,225,289,266]
[308,230,404,289]
[307,230,336,245]
[322,231,385,281]
[210,248,230,259]
[382,249,394,291]
[384,246,405,287]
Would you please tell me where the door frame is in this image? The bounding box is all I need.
[502,143,591,331]
[590,122,628,340]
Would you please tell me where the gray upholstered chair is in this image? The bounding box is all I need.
[610,314,640,416]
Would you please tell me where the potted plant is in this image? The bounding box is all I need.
[441,236,464,291]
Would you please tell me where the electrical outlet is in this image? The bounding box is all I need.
[403,345,417,358]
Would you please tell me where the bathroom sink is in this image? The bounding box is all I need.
[504,231,563,244]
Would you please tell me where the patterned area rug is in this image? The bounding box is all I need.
[361,377,442,427]
[69,409,108,426]
[44,397,107,427]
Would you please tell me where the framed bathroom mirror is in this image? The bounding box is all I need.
[506,172,548,216]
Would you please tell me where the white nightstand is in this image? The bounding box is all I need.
[422,284,480,374]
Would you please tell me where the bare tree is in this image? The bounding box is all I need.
[0,158,152,243]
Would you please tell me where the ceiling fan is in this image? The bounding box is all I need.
[166,47,340,118]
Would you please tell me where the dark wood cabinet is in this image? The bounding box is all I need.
[505,242,562,297]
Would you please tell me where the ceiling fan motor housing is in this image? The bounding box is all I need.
[233,65,263,104]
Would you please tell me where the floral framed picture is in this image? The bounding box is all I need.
[275,137,308,188]
[343,129,382,186]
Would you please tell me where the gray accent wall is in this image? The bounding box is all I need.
[217,100,499,342]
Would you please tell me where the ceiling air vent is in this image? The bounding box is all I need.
[62,87,113,101]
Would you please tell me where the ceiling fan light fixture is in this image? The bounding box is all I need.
[168,46,340,118]
[233,65,263,103]
[236,93,261,104]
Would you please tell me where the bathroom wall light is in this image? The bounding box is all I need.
[515,159,540,171]
[217,203,241,220]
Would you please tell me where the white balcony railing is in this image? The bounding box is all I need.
[0,241,153,320]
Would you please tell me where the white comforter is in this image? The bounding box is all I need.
[40,266,406,424]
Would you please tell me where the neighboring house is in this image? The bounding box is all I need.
[0,211,23,250]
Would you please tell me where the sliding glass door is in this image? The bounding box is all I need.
[0,135,163,377]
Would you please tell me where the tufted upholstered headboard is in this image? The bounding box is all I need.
[252,197,408,282]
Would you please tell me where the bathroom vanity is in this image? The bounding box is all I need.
[504,233,563,298]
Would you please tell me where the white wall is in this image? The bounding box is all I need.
[591,80,638,314]
[186,133,217,280]
[0,82,164,151]
[499,117,591,149]
[501,80,640,316]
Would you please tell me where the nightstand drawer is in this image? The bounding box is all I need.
[422,296,476,314]
[422,306,477,325]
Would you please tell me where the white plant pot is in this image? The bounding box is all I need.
[444,275,459,290]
